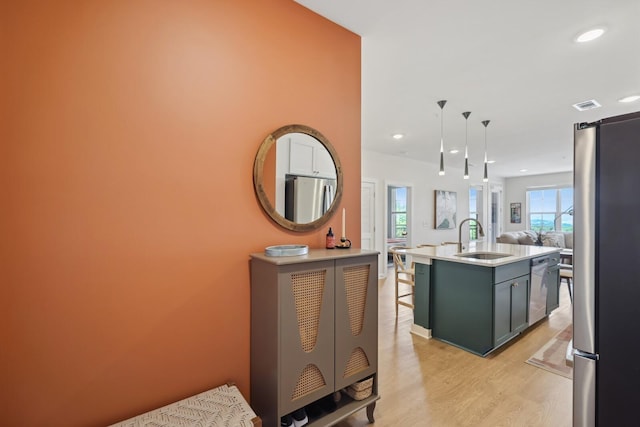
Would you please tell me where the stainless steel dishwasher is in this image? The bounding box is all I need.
[529,256,551,324]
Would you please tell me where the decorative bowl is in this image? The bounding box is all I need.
[265,244,309,257]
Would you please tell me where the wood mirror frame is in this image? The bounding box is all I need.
[253,124,343,232]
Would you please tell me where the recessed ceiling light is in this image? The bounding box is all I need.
[576,28,605,43]
[573,99,601,111]
[392,133,404,140]
[619,95,640,103]
[520,169,528,173]
[449,149,460,154]
[487,160,496,164]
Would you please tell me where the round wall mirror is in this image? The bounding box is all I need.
[253,124,343,232]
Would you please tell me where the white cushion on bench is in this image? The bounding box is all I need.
[110,383,259,427]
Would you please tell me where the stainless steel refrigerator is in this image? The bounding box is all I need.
[573,111,640,426]
[284,174,335,223]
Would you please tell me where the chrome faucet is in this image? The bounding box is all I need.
[458,218,485,252]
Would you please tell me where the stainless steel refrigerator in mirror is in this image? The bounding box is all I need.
[573,111,640,426]
[284,174,336,224]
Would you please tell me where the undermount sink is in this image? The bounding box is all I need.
[454,252,512,260]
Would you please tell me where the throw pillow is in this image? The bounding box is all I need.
[498,234,519,244]
[542,232,565,248]
[518,234,536,245]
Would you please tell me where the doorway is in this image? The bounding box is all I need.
[489,184,503,242]
[468,183,501,243]
[469,185,484,241]
[386,184,411,272]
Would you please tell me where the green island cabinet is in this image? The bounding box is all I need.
[250,250,379,427]
[430,259,531,356]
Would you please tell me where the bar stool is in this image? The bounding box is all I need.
[389,246,415,316]
[559,263,573,303]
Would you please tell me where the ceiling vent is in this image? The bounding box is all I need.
[573,99,601,111]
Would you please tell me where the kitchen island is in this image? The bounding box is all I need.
[406,243,561,356]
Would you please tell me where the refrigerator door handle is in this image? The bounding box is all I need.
[573,354,596,427]
[574,124,597,355]
[574,349,599,360]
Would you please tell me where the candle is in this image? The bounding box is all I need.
[342,208,346,238]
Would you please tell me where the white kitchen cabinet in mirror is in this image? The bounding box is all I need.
[288,135,337,178]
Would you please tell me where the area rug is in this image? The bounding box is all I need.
[525,323,573,379]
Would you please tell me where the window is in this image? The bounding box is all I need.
[527,187,573,232]
[388,186,407,238]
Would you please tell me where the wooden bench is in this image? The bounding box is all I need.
[110,382,261,427]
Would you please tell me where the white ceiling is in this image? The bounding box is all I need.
[295,0,640,179]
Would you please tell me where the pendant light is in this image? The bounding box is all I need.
[482,120,490,182]
[462,111,471,179]
[437,100,447,176]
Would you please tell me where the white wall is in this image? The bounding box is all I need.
[503,171,572,232]
[362,149,504,276]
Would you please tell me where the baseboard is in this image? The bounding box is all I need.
[410,323,432,340]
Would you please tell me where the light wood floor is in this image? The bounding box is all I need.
[337,271,573,427]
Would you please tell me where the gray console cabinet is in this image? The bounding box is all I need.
[250,250,379,427]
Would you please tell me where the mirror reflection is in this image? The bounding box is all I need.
[253,124,343,232]
[275,133,337,222]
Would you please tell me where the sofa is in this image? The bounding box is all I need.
[496,230,573,249]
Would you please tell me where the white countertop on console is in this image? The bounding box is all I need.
[405,242,561,267]
[251,248,378,265]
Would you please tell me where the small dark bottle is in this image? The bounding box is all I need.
[326,227,336,249]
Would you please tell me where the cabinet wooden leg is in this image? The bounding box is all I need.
[366,402,376,423]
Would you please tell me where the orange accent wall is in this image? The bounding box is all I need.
[0,1,361,425]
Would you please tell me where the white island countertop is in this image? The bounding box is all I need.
[405,242,561,267]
